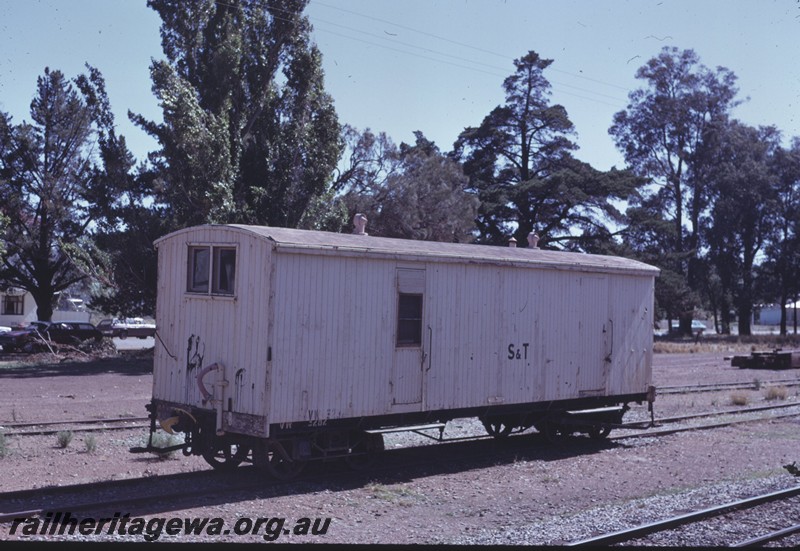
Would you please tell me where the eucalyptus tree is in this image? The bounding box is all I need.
[704,122,781,335]
[609,46,740,333]
[455,50,641,249]
[132,0,342,229]
[760,138,800,334]
[621,194,698,329]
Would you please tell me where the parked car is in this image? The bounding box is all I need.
[47,321,104,344]
[692,320,707,332]
[0,322,50,352]
[96,317,156,339]
[0,321,102,352]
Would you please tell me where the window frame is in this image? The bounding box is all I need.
[396,293,423,347]
[2,294,24,316]
[212,247,237,295]
[186,244,237,297]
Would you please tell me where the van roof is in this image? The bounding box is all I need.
[157,224,660,277]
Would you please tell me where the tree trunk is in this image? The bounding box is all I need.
[780,300,787,336]
[31,287,55,322]
[678,314,692,336]
[737,303,752,336]
[719,294,732,335]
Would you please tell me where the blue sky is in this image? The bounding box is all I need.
[1,0,798,171]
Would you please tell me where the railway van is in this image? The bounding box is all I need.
[135,220,659,477]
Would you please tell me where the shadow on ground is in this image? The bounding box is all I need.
[0,351,152,378]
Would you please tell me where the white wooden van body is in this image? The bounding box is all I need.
[152,225,658,437]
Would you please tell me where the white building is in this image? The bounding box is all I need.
[0,287,90,327]
[757,301,800,325]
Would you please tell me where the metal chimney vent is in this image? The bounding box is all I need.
[352,213,368,235]
[527,232,540,249]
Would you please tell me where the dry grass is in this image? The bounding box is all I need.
[764,386,789,401]
[730,392,750,406]
[56,430,73,449]
[84,434,98,454]
[654,334,800,354]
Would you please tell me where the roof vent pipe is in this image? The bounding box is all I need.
[527,232,540,249]
[352,213,368,235]
[508,237,517,248]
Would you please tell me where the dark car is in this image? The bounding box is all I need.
[0,321,102,352]
[0,322,50,352]
[46,321,103,345]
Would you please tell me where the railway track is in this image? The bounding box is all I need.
[567,485,800,547]
[659,378,800,395]
[2,399,798,440]
[733,522,800,547]
[1,417,149,437]
[2,376,796,437]
[611,401,800,438]
[2,404,799,530]
[0,470,265,525]
[3,432,588,527]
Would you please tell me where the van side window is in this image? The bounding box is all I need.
[187,245,236,296]
[397,293,423,346]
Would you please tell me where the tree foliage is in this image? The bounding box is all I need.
[341,130,478,241]
[0,67,117,321]
[703,122,781,335]
[609,47,740,332]
[132,0,342,229]
[455,50,641,249]
[752,137,800,334]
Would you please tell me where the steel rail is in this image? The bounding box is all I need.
[660,378,799,391]
[659,379,800,395]
[616,401,800,429]
[567,485,800,546]
[5,403,798,440]
[4,423,149,437]
[732,523,800,547]
[0,481,258,524]
[2,416,148,429]
[0,469,265,524]
[611,410,800,440]
[0,470,217,507]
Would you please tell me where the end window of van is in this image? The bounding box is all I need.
[187,246,236,296]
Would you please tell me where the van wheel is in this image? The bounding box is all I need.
[588,425,611,439]
[535,421,565,443]
[255,441,306,480]
[481,417,514,439]
[345,432,384,470]
[202,442,249,471]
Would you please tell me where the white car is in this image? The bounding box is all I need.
[96,317,156,339]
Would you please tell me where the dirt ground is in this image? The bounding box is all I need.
[1,347,799,544]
